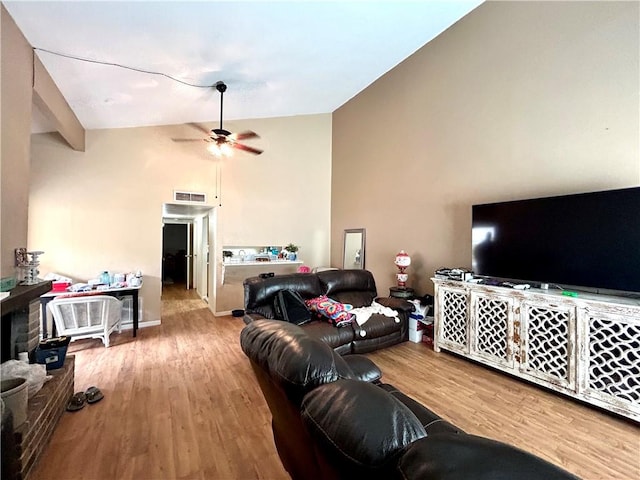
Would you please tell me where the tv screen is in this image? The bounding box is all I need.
[472,187,640,294]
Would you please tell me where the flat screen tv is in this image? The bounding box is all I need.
[471,186,640,295]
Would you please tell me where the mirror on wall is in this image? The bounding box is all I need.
[343,228,366,270]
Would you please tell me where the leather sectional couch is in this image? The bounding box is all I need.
[243,269,413,354]
[240,319,580,480]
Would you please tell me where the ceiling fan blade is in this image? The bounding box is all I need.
[172,138,207,143]
[187,123,211,135]
[229,131,260,141]
[232,142,263,155]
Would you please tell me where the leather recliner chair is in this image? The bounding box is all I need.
[240,320,580,480]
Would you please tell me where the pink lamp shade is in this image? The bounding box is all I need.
[395,250,411,269]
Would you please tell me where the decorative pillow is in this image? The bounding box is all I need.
[305,295,354,326]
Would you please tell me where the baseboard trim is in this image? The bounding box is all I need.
[121,320,161,330]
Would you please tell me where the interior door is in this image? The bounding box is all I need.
[197,215,209,301]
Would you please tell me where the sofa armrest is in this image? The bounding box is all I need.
[343,355,382,383]
[375,296,414,315]
[243,313,267,325]
[377,384,462,435]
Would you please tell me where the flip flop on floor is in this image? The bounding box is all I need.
[85,386,104,404]
[66,392,86,412]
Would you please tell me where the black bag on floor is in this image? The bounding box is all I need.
[273,290,312,325]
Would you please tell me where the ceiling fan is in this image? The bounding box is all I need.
[173,81,263,156]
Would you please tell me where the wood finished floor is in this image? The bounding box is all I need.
[31,284,639,479]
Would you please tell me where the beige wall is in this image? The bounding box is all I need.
[213,114,332,313]
[2,4,82,289]
[332,1,640,297]
[1,4,33,280]
[29,114,332,321]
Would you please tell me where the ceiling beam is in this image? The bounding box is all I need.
[32,54,85,151]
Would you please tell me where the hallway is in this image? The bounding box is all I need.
[161,282,206,313]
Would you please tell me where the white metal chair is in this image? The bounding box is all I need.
[47,295,123,347]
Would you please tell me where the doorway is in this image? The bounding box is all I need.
[161,203,214,303]
[162,223,192,288]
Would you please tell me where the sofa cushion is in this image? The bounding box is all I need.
[244,273,323,313]
[353,313,403,338]
[301,379,427,477]
[350,331,405,354]
[302,320,355,350]
[317,269,377,307]
[397,433,580,480]
[376,296,415,315]
[330,290,376,308]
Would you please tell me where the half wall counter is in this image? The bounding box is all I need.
[216,246,304,315]
[221,260,304,285]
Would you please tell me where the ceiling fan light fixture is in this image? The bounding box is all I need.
[220,143,232,156]
[207,142,232,157]
[207,143,221,156]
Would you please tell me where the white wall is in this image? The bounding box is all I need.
[28,114,332,321]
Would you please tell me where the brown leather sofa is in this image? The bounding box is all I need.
[240,320,580,480]
[243,269,413,354]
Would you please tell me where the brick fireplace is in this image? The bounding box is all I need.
[13,357,75,479]
[1,301,40,363]
[2,281,74,479]
[1,282,51,363]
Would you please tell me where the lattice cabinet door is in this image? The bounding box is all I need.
[469,292,515,369]
[519,300,576,391]
[435,284,469,354]
[579,307,640,418]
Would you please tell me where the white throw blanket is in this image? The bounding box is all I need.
[349,301,399,337]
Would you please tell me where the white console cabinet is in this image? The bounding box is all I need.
[432,278,640,422]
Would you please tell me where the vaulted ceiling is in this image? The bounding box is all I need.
[4,1,482,132]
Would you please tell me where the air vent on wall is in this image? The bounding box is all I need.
[173,191,207,203]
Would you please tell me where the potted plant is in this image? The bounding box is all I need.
[284,243,299,261]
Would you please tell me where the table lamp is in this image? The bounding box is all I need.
[394,250,411,287]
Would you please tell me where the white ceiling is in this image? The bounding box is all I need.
[5,1,482,133]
